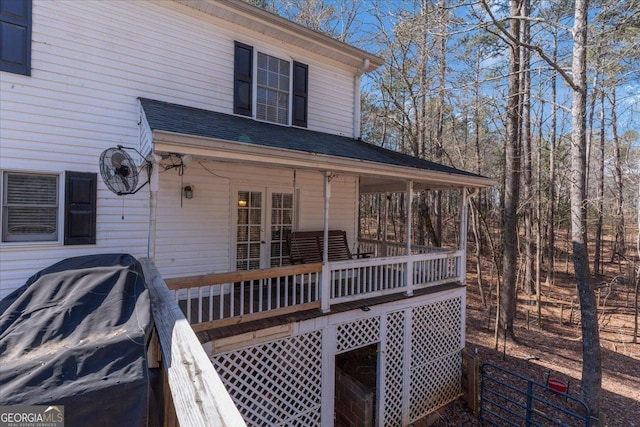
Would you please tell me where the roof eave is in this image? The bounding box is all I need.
[172,0,384,72]
[151,130,496,190]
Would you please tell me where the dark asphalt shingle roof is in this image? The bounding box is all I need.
[140,98,486,179]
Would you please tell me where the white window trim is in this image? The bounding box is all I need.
[1,170,64,246]
[252,48,294,127]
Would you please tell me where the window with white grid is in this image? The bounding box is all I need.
[256,52,290,125]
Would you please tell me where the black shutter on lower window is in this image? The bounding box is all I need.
[234,41,253,116]
[292,61,308,127]
[0,0,32,76]
[65,171,97,245]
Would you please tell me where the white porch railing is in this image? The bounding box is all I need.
[167,244,464,328]
[326,249,463,305]
[165,263,322,331]
[359,238,452,257]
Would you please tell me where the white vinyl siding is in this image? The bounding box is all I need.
[0,0,359,296]
[153,163,357,279]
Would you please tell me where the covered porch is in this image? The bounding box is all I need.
[160,174,474,333]
[139,98,493,332]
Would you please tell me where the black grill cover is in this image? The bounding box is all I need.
[0,254,155,427]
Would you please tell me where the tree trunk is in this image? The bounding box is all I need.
[595,90,605,274]
[591,25,604,275]
[500,0,522,340]
[635,178,640,344]
[546,27,558,288]
[570,0,601,417]
[610,86,625,263]
[433,0,447,247]
[522,0,534,295]
[537,68,544,326]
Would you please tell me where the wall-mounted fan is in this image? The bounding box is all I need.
[99,145,151,195]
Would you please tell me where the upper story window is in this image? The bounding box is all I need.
[0,0,32,76]
[257,53,289,125]
[234,41,308,127]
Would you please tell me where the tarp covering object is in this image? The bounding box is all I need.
[0,254,155,426]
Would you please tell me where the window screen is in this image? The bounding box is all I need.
[3,172,58,242]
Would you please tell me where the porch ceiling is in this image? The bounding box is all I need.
[140,98,495,192]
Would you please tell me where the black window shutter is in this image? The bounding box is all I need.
[234,41,253,116]
[292,61,308,127]
[0,0,31,76]
[65,171,97,245]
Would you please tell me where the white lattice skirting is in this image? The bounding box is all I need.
[211,291,464,426]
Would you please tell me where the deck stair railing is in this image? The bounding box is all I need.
[140,258,247,427]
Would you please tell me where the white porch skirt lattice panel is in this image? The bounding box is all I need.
[382,310,405,426]
[409,297,464,423]
[336,316,380,353]
[211,330,323,426]
[209,287,465,427]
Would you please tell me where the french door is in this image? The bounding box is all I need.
[235,189,294,271]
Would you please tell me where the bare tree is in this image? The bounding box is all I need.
[481,0,602,415]
[546,16,559,287]
[610,86,626,264]
[635,176,639,344]
[521,0,534,296]
[569,0,601,417]
[499,0,523,340]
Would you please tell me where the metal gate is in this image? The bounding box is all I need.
[480,363,591,426]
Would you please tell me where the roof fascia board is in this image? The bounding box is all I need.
[152,130,495,189]
[173,0,384,71]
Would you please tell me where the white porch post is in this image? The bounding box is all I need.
[320,320,336,427]
[382,193,388,257]
[459,187,468,283]
[401,307,412,425]
[147,191,158,259]
[321,172,331,313]
[377,314,388,427]
[147,157,160,259]
[405,181,414,297]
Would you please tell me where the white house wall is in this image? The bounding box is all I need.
[0,0,360,296]
[154,161,358,279]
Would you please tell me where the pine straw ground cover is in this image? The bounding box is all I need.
[432,262,639,427]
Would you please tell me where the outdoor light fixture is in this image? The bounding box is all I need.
[183,184,194,199]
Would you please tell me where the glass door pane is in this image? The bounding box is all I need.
[269,192,293,267]
[236,191,262,271]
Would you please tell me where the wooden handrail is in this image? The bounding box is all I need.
[141,258,247,427]
[165,262,323,290]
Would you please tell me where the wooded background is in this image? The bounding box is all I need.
[248,0,639,418]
